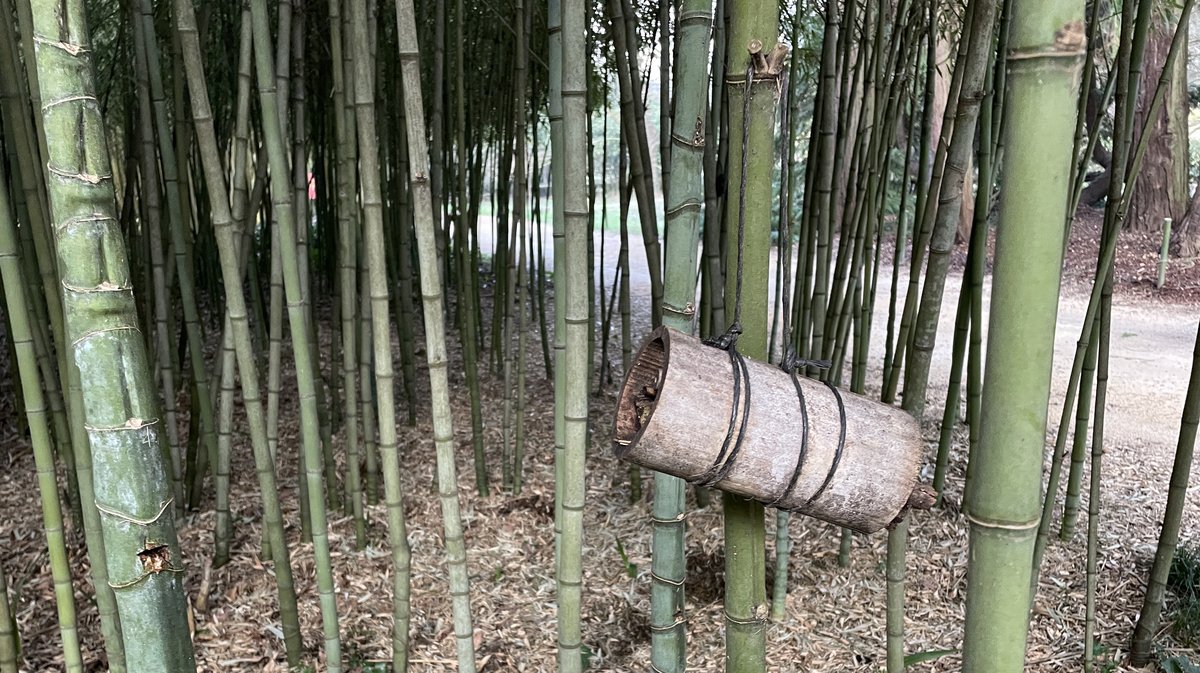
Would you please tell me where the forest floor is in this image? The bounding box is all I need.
[1,206,1199,672]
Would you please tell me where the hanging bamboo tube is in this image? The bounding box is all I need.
[614,327,929,533]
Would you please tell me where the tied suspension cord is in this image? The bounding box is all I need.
[696,57,847,508]
[692,64,756,488]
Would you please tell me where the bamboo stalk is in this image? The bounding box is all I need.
[960,2,1083,670]
[172,1,304,665]
[29,0,197,666]
[0,142,83,673]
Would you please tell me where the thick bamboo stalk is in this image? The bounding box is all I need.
[0,6,84,538]
[719,2,782,664]
[549,0,566,557]
[960,3,1083,671]
[29,0,196,666]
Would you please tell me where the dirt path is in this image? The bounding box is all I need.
[483,223,1198,451]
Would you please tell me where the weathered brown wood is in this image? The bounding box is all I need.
[613,327,926,533]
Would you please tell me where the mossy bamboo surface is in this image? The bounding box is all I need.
[29,0,196,667]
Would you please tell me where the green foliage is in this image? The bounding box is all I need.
[615,538,638,579]
[1168,544,1200,646]
[1088,643,1122,673]
[581,643,595,670]
[902,649,957,668]
[1161,654,1200,673]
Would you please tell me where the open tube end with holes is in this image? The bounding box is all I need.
[612,327,670,458]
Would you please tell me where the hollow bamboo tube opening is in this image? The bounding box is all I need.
[614,331,668,455]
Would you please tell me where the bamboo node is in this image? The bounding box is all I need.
[46,165,111,184]
[57,213,116,232]
[32,35,90,56]
[61,279,133,294]
[40,94,97,111]
[71,324,139,347]
[94,498,173,527]
[85,416,159,432]
[964,512,1040,532]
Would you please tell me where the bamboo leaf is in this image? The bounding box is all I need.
[1160,655,1200,673]
[903,648,957,667]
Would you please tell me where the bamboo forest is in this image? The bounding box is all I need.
[3,0,1200,670]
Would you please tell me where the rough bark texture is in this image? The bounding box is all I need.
[1129,5,1188,231]
[614,328,925,533]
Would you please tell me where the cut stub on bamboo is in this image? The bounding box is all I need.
[613,327,929,534]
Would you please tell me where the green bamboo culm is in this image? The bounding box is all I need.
[0,559,15,673]
[1129,318,1200,664]
[960,1,1083,671]
[651,0,714,664]
[349,0,428,669]
[132,0,218,512]
[556,0,589,667]
[548,0,567,560]
[0,152,81,673]
[721,1,780,670]
[246,0,344,667]
[171,0,305,665]
[330,0,366,549]
[392,0,485,663]
[28,0,196,668]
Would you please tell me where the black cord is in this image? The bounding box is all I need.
[803,380,846,508]
[693,65,756,488]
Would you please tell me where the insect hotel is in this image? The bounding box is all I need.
[613,327,933,534]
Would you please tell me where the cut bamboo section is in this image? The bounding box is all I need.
[614,327,930,533]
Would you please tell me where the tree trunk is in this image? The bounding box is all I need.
[1128,5,1188,231]
[1172,177,1200,256]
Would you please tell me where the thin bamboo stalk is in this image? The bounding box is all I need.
[246,1,344,666]
[172,1,305,666]
[0,150,83,673]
